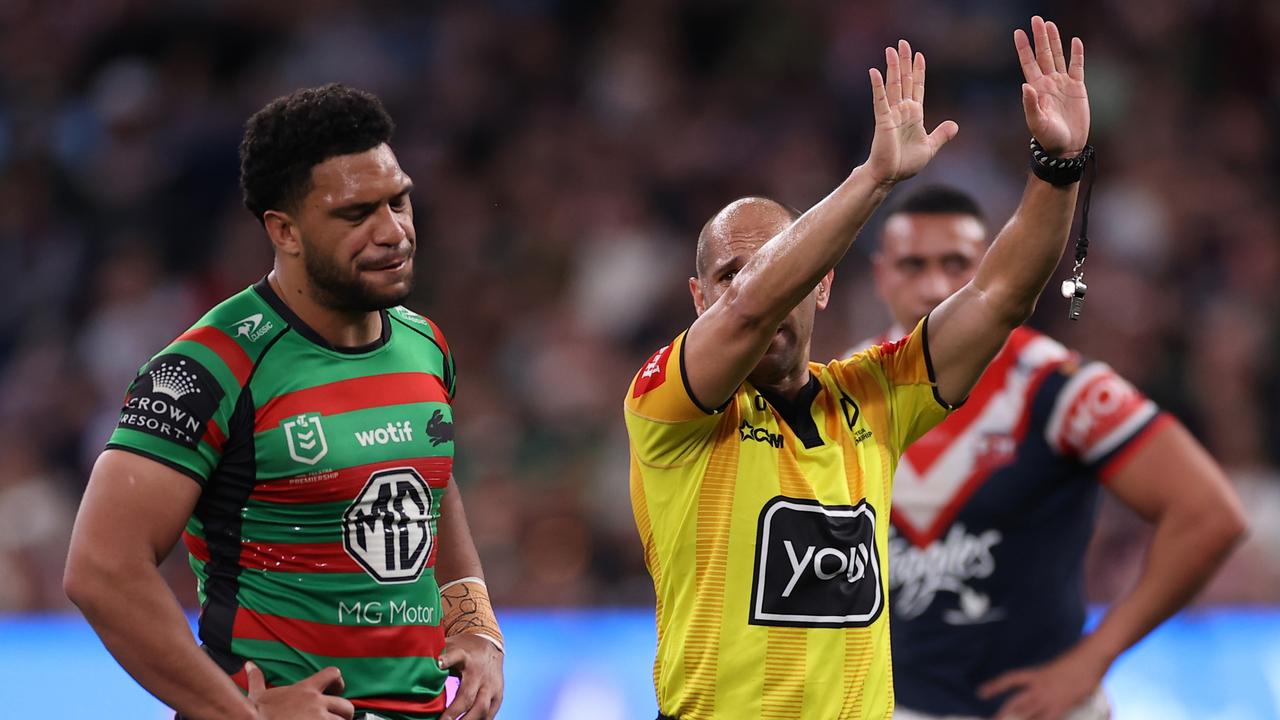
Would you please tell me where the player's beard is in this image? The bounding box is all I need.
[303,247,414,313]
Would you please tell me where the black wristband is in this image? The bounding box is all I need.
[1029,137,1093,186]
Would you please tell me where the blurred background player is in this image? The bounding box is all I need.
[63,84,503,720]
[858,184,1246,720]
[625,17,1093,719]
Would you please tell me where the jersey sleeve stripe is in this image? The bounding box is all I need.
[104,443,207,486]
[680,333,730,415]
[175,325,253,386]
[232,607,445,659]
[254,372,449,431]
[422,316,449,355]
[1097,412,1173,483]
[251,457,453,504]
[920,312,961,410]
[1079,400,1159,465]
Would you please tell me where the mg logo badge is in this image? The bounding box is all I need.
[283,413,329,465]
[343,468,434,583]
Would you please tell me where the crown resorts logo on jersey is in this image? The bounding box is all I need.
[750,497,884,627]
[343,467,435,583]
[283,413,329,465]
[118,355,223,449]
[632,344,672,398]
[231,313,273,342]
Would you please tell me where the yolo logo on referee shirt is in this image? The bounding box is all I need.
[283,413,329,465]
[750,497,883,627]
[343,468,435,583]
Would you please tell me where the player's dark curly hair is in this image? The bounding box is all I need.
[888,184,986,224]
[239,83,395,222]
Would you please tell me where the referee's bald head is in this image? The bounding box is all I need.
[696,196,801,280]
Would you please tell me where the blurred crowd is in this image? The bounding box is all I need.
[1,0,1278,611]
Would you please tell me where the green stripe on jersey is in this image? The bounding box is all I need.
[236,570,442,627]
[254,403,452,479]
[248,336,448,388]
[231,638,447,696]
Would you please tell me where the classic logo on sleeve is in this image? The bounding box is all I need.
[631,344,673,398]
[750,497,884,627]
[117,354,223,449]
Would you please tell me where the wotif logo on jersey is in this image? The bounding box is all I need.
[231,313,273,342]
[283,413,329,465]
[354,420,414,447]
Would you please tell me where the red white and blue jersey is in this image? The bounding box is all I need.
[860,326,1170,717]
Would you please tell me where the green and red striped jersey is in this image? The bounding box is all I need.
[107,278,457,720]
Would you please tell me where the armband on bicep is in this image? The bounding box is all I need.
[440,577,504,653]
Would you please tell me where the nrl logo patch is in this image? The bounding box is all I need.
[283,413,329,465]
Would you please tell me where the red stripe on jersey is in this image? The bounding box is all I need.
[240,540,363,573]
[233,607,445,659]
[184,531,211,563]
[255,372,449,432]
[203,421,227,454]
[902,330,1035,476]
[176,325,253,386]
[1098,413,1173,484]
[422,316,449,356]
[355,694,447,715]
[252,457,452,504]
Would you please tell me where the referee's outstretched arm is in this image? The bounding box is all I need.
[683,38,958,409]
[927,16,1091,407]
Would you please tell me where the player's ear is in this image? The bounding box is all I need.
[263,210,302,258]
[815,270,834,311]
[689,277,707,316]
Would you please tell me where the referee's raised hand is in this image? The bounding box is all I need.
[865,39,959,186]
[1016,15,1090,157]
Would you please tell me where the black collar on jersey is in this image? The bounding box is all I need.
[757,372,824,449]
[253,277,391,354]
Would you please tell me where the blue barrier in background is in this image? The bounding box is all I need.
[2,608,1277,718]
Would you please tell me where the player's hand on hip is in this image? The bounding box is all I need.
[1014,16,1089,157]
[247,662,356,720]
[864,39,959,186]
[977,643,1108,720]
[439,634,505,720]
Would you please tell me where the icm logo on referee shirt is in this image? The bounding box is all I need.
[749,497,883,627]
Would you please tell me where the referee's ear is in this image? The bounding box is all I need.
[263,209,302,258]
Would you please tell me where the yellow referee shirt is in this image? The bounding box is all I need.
[625,317,952,720]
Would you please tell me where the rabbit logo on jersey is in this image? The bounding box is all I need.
[750,497,883,627]
[343,467,434,583]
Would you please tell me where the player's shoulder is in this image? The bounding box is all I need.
[144,284,286,391]
[388,305,450,354]
[1006,326,1076,374]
